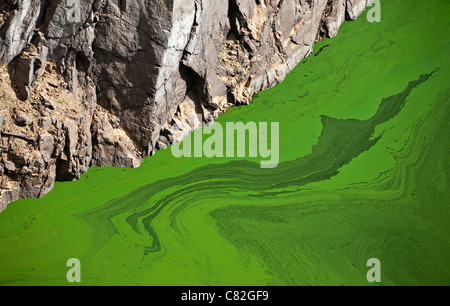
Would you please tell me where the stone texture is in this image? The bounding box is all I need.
[0,0,372,211]
[326,0,347,38]
[0,111,6,134]
[14,44,48,100]
[347,0,374,20]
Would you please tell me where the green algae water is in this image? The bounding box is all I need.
[0,0,449,285]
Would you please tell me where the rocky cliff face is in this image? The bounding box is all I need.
[0,0,372,211]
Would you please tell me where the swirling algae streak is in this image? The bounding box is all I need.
[0,0,449,285]
[81,71,436,252]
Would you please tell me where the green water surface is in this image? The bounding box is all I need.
[0,0,449,285]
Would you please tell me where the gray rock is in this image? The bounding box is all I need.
[347,0,373,20]
[39,133,54,160]
[0,0,45,63]
[0,111,5,136]
[3,159,16,173]
[326,0,347,38]
[14,110,32,126]
[13,46,48,100]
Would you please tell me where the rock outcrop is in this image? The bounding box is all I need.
[0,0,373,211]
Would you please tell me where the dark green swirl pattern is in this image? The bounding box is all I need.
[0,0,448,285]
